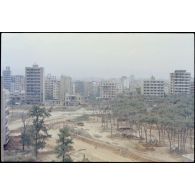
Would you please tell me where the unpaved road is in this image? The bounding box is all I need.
[8,107,188,162]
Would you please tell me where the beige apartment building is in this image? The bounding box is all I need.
[99,80,122,99]
[60,75,73,105]
[45,74,60,101]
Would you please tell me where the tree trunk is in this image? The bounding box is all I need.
[149,128,152,141]
[144,126,147,143]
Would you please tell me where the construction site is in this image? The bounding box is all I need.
[4,102,194,162]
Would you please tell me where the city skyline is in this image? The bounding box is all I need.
[1,33,194,79]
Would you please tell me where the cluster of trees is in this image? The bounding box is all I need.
[20,105,73,162]
[91,94,194,154]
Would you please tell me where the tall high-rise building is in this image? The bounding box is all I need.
[120,76,129,92]
[25,64,45,104]
[3,66,12,91]
[45,74,60,101]
[170,70,191,95]
[143,76,165,97]
[60,75,73,105]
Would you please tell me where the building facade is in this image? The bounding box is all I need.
[143,76,165,97]
[120,76,129,92]
[45,74,60,101]
[3,66,12,91]
[11,75,25,93]
[1,86,10,146]
[74,81,88,97]
[99,80,122,99]
[60,75,73,105]
[190,78,194,95]
[25,64,45,104]
[170,70,191,95]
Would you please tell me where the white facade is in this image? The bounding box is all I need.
[99,80,122,99]
[60,75,73,105]
[25,64,45,104]
[45,74,60,101]
[143,76,165,97]
[170,70,191,95]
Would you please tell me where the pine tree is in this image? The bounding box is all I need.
[29,105,51,159]
[55,127,73,162]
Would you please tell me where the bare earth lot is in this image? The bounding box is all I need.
[7,107,189,162]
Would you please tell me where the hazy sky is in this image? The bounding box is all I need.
[1,33,194,80]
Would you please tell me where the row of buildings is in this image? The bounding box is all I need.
[2,65,194,106]
[2,65,100,106]
[143,70,194,97]
[1,65,194,150]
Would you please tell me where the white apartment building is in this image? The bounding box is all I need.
[143,76,165,97]
[60,75,73,105]
[170,70,191,95]
[45,74,60,101]
[25,64,45,104]
[99,80,122,99]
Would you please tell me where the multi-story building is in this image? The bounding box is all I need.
[129,75,143,94]
[3,66,12,91]
[170,70,191,95]
[60,75,73,105]
[143,76,165,97]
[64,95,82,106]
[74,80,99,98]
[88,81,100,98]
[190,78,194,95]
[74,80,88,97]
[99,80,122,99]
[120,76,129,92]
[11,75,25,93]
[9,91,25,105]
[1,77,10,146]
[164,80,170,95]
[45,74,60,100]
[25,64,45,104]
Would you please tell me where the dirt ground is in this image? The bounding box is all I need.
[6,107,191,162]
